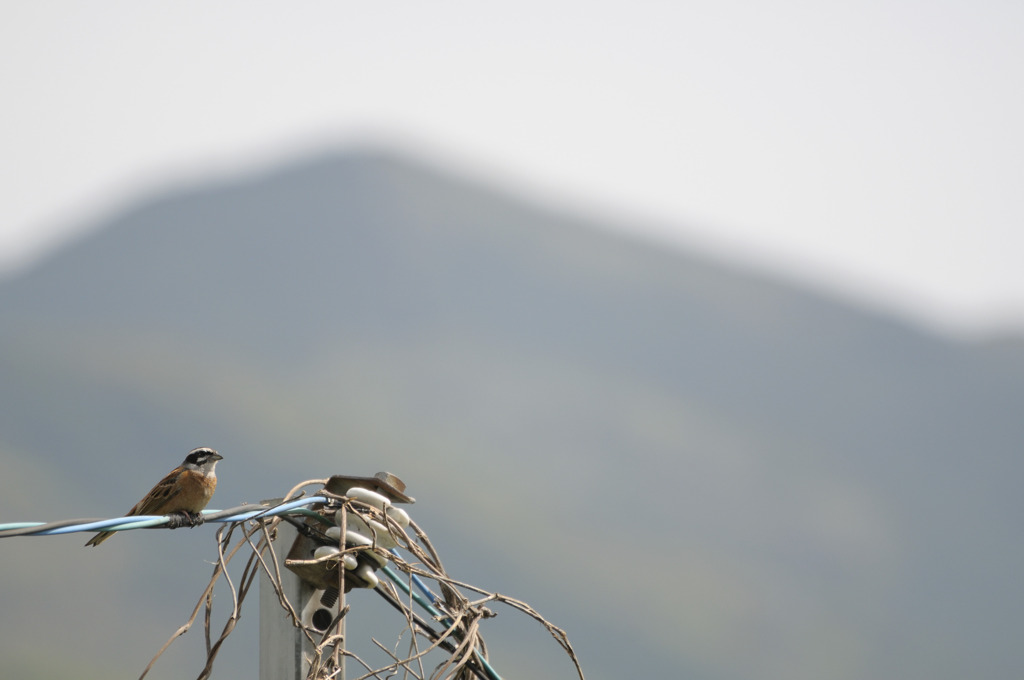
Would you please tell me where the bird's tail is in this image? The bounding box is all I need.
[85,531,113,547]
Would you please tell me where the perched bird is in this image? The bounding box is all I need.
[85,447,224,547]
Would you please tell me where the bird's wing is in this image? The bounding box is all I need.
[127,468,185,516]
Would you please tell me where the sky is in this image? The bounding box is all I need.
[2,1,1023,337]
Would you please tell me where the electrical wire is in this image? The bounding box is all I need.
[1,496,506,679]
[373,582,492,680]
[390,549,458,616]
[380,562,503,680]
[0,496,328,538]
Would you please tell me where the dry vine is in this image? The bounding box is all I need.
[140,478,585,680]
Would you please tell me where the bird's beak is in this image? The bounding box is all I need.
[212,452,224,461]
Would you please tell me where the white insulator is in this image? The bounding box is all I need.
[385,506,411,528]
[345,512,372,536]
[344,530,389,565]
[363,548,389,567]
[313,545,340,559]
[341,554,358,570]
[347,486,391,511]
[365,518,398,548]
[345,529,372,547]
[354,563,379,588]
[348,512,398,548]
[325,526,341,541]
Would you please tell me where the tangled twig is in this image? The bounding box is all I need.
[140,478,585,680]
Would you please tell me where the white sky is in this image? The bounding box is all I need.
[2,1,1022,336]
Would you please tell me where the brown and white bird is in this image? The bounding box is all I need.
[85,447,223,547]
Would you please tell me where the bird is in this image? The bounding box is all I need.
[85,447,224,547]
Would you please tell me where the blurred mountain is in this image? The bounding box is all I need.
[1,149,1022,680]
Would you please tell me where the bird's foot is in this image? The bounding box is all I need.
[167,511,205,529]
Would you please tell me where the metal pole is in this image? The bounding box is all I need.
[260,521,311,680]
[260,520,350,679]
